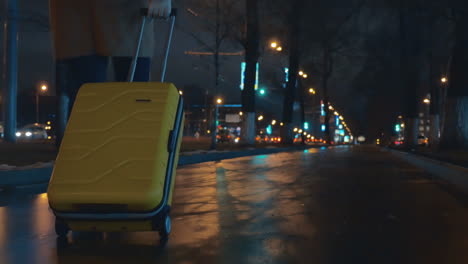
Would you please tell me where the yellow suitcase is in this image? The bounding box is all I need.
[47,9,182,244]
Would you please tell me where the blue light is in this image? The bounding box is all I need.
[336,116,340,126]
[240,62,260,90]
[304,122,309,130]
[266,125,273,135]
[339,124,343,129]
[259,88,266,95]
[321,125,326,132]
[240,62,246,90]
[321,104,325,116]
[395,124,401,132]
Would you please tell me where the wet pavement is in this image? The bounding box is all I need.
[2,146,468,263]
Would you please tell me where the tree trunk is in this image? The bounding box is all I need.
[439,15,468,150]
[400,7,420,149]
[428,52,441,149]
[241,0,259,145]
[298,79,306,145]
[322,46,331,145]
[281,0,303,144]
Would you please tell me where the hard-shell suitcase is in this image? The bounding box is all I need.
[47,9,182,244]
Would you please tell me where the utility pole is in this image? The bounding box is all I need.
[210,0,221,150]
[2,0,19,143]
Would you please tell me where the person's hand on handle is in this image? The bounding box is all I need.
[148,0,172,18]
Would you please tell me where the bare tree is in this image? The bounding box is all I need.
[439,8,468,150]
[183,0,245,148]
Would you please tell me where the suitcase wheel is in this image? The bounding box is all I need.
[159,214,171,246]
[55,218,70,237]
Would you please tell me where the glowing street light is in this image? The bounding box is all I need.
[280,122,284,126]
[441,77,447,83]
[339,116,344,120]
[276,47,283,52]
[216,98,223,104]
[298,71,304,76]
[270,42,278,48]
[293,128,298,132]
[272,120,277,125]
[239,111,243,116]
[179,90,183,95]
[309,88,316,94]
[302,74,308,79]
[258,115,264,121]
[36,83,48,123]
[423,98,430,104]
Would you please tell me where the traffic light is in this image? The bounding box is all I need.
[395,124,401,132]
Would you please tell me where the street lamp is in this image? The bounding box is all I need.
[179,90,183,95]
[302,74,308,79]
[309,88,316,95]
[270,42,278,48]
[258,115,264,121]
[441,77,447,83]
[36,83,48,123]
[239,111,243,116]
[216,98,223,105]
[423,98,430,104]
[298,71,304,76]
[272,120,277,125]
[276,46,283,52]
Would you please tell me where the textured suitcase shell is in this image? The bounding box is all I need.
[48,82,183,216]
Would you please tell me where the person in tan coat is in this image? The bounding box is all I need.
[50,0,172,146]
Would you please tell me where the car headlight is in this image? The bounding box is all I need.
[25,132,32,137]
[16,132,21,137]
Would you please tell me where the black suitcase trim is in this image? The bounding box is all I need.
[53,95,184,221]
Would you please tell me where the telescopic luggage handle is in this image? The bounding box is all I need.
[127,8,178,83]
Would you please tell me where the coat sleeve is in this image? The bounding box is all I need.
[93,0,155,57]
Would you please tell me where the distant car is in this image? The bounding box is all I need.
[418,135,428,146]
[16,124,48,140]
[217,130,233,143]
[256,134,270,143]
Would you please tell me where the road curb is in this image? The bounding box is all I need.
[0,145,320,188]
[387,148,468,190]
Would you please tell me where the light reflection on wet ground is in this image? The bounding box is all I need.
[2,146,468,263]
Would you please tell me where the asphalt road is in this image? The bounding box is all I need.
[2,146,468,264]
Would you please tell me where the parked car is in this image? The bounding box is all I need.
[16,123,48,140]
